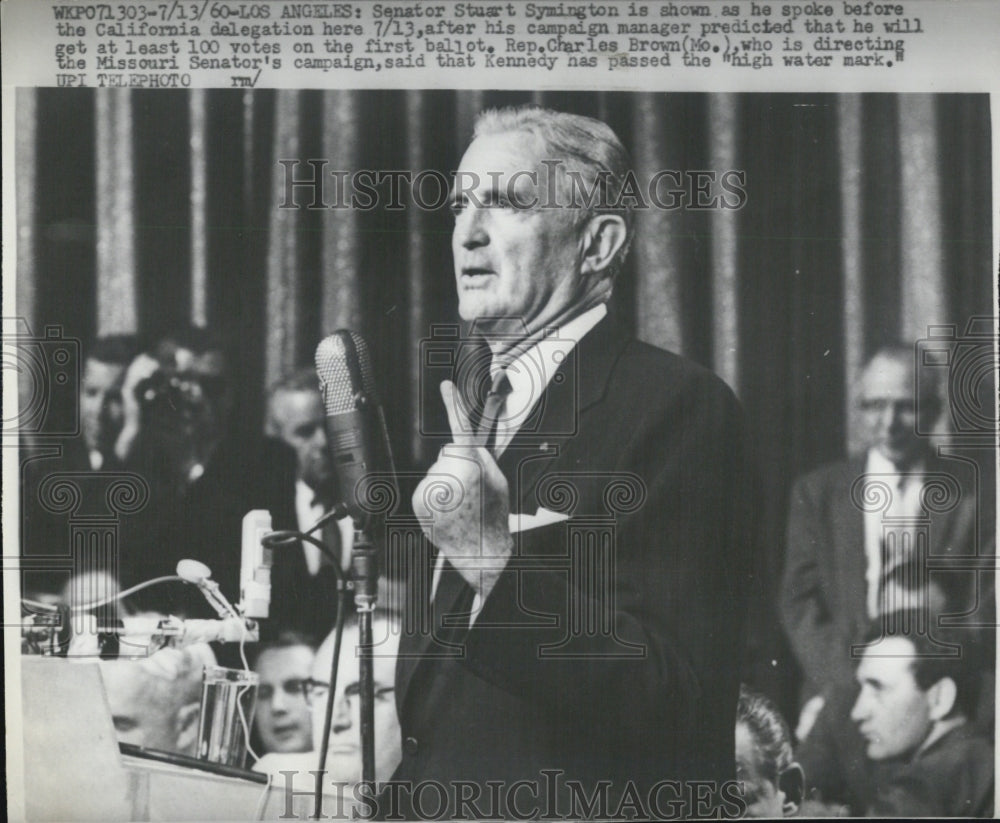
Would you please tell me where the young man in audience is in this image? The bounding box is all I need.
[264,368,352,638]
[254,614,402,800]
[850,613,993,817]
[252,632,317,755]
[21,334,139,603]
[795,563,992,815]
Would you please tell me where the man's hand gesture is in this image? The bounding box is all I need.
[412,380,513,601]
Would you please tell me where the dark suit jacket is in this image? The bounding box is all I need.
[869,723,994,817]
[19,435,127,597]
[118,434,297,617]
[780,454,992,701]
[392,317,755,820]
[267,484,342,642]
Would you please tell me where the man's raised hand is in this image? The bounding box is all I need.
[411,380,513,599]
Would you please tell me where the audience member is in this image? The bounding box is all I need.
[780,344,990,727]
[116,325,295,616]
[99,643,216,756]
[795,563,951,813]
[21,334,139,602]
[79,335,140,470]
[264,369,352,637]
[735,685,803,818]
[252,632,317,755]
[254,614,401,787]
[850,613,993,817]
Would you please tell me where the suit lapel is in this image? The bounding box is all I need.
[833,457,869,633]
[397,315,630,711]
[497,315,629,511]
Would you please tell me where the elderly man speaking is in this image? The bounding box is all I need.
[394,106,755,821]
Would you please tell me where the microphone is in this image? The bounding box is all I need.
[240,510,273,619]
[314,330,397,602]
[176,559,239,619]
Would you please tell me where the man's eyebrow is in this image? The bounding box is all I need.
[113,715,139,730]
[449,182,498,208]
[449,171,477,205]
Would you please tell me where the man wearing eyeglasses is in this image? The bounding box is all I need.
[253,616,402,804]
[780,345,991,738]
[252,632,317,755]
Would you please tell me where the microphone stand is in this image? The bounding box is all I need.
[351,523,379,790]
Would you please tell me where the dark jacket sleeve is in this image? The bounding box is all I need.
[780,471,844,695]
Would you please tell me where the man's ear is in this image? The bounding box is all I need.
[579,214,628,278]
[927,676,958,721]
[175,701,202,756]
[779,762,805,817]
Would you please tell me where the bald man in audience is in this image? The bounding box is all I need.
[99,644,216,756]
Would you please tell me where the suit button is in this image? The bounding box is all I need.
[403,736,419,756]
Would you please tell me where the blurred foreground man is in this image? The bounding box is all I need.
[253,633,317,754]
[99,644,216,756]
[395,106,755,820]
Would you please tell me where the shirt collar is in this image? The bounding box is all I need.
[866,448,926,479]
[494,303,607,395]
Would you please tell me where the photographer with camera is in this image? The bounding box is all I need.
[116,325,295,618]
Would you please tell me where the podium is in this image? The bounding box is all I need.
[19,657,341,822]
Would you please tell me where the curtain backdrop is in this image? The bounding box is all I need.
[16,88,994,708]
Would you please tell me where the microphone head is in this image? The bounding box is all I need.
[315,330,377,416]
[176,559,213,584]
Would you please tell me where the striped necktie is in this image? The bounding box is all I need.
[477,368,512,456]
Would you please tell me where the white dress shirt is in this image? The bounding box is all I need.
[295,479,354,576]
[862,449,926,618]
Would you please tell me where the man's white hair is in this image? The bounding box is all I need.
[472,105,635,279]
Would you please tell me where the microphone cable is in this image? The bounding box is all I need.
[260,504,351,821]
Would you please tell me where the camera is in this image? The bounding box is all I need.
[3,323,81,438]
[134,369,226,427]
